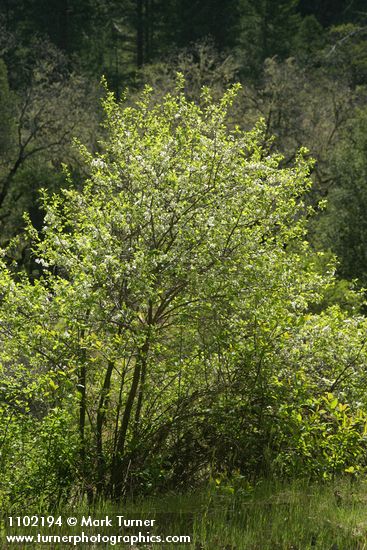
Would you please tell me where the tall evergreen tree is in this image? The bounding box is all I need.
[298,0,366,26]
[170,0,241,50]
[238,0,301,77]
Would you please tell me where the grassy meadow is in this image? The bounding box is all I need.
[3,479,367,549]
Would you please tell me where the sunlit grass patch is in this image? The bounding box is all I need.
[5,478,366,549]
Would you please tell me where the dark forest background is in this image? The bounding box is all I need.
[2,0,367,286]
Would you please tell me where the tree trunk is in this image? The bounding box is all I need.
[77,330,94,503]
[137,0,144,67]
[96,360,114,496]
[111,337,150,498]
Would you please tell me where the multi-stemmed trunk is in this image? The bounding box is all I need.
[110,334,150,499]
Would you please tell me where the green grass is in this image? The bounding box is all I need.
[3,479,367,548]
